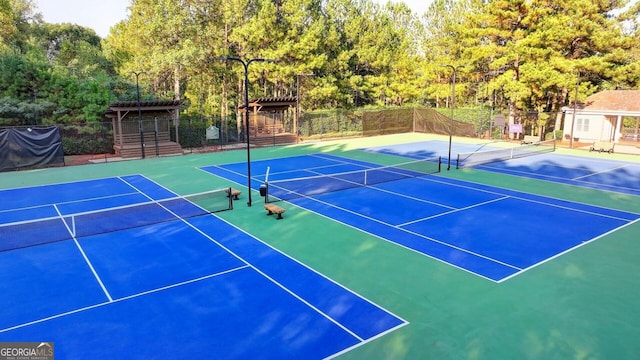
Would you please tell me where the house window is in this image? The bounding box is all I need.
[576,118,590,132]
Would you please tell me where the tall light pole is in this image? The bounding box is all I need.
[296,73,314,136]
[569,72,580,149]
[215,57,276,206]
[132,71,146,159]
[440,64,464,170]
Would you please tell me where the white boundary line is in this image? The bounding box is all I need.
[498,218,640,283]
[53,204,113,302]
[476,160,640,196]
[0,174,132,192]
[422,174,640,217]
[572,164,633,180]
[0,266,248,333]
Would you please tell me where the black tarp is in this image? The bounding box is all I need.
[0,126,65,171]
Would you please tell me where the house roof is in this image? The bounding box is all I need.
[583,90,640,112]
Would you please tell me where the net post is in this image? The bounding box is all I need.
[438,156,442,172]
[263,166,271,203]
[455,154,460,169]
[228,187,234,210]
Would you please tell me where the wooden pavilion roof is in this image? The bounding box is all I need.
[105,100,181,118]
[239,97,297,112]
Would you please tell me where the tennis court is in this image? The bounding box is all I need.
[1,133,639,359]
[202,152,639,282]
[0,175,405,358]
[366,139,640,195]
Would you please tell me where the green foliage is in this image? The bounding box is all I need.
[0,96,54,125]
[455,0,637,113]
[547,129,563,141]
[60,123,113,155]
[1,3,121,127]
[176,118,209,148]
[0,0,638,152]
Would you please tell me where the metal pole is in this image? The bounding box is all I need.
[570,72,580,148]
[133,71,146,159]
[296,75,300,135]
[449,68,456,170]
[439,64,460,171]
[242,60,251,206]
[214,57,276,207]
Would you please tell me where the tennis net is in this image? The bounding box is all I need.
[0,188,233,252]
[456,139,556,168]
[265,157,441,202]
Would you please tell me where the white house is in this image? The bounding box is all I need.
[561,90,640,143]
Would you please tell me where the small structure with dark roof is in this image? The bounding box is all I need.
[105,100,183,158]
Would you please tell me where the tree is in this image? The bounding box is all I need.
[1,0,40,54]
[455,0,637,135]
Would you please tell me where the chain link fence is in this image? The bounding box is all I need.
[173,116,239,152]
[4,108,576,161]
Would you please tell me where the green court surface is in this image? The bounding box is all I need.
[2,133,639,359]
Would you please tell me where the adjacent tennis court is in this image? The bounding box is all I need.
[366,139,640,195]
[1,133,639,359]
[202,152,639,282]
[0,175,405,358]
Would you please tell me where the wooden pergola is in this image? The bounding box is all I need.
[238,97,298,138]
[105,100,182,158]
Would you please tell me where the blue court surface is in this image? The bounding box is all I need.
[0,175,406,358]
[202,152,640,282]
[366,140,640,196]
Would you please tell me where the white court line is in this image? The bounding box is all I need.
[398,196,509,227]
[281,189,521,273]
[421,175,640,218]
[0,266,249,333]
[572,164,632,180]
[53,204,113,302]
[498,218,640,283]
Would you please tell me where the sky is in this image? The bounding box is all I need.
[34,0,432,38]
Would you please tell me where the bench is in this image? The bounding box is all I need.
[521,135,539,145]
[590,141,615,154]
[226,188,241,200]
[264,203,286,220]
